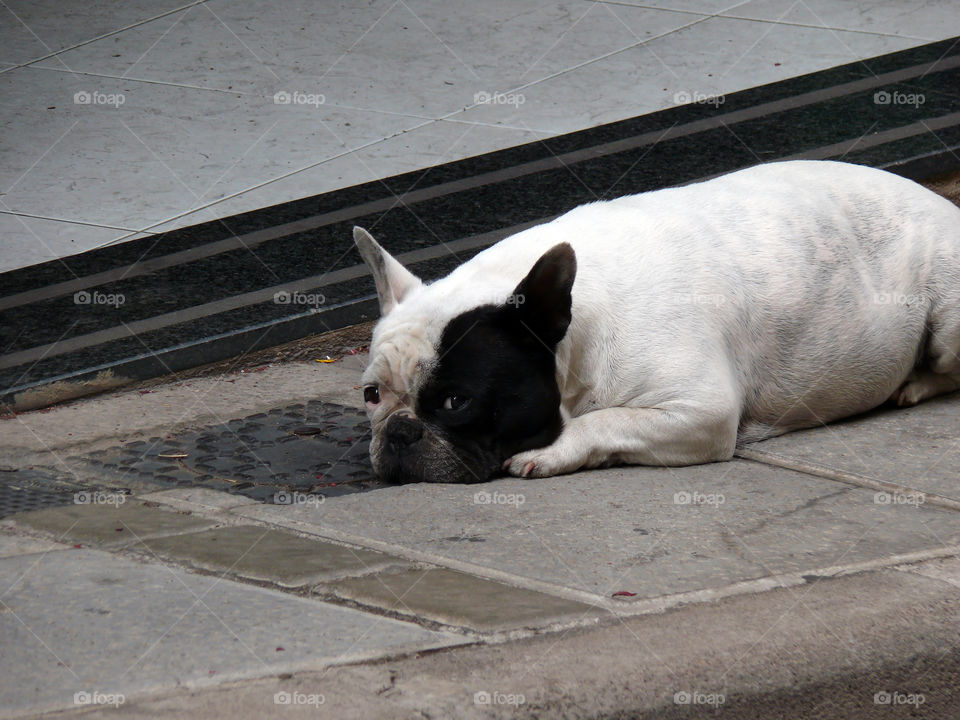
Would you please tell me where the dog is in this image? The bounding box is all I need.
[354,160,960,484]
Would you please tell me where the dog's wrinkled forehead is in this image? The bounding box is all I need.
[362,314,440,398]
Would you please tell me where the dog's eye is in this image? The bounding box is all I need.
[363,386,381,405]
[441,394,471,412]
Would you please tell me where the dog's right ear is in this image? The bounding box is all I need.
[507,242,576,348]
[353,227,423,315]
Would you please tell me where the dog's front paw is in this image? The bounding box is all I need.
[503,445,584,478]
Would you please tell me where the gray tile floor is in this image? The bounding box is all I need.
[1,0,958,272]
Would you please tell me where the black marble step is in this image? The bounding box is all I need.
[2,37,959,410]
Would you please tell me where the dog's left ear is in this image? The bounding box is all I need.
[353,227,423,315]
[508,243,577,348]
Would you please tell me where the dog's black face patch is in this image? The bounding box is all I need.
[374,243,577,484]
[415,306,565,482]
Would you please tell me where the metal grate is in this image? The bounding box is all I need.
[0,470,80,518]
[80,400,386,502]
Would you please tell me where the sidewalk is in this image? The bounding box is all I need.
[2,349,959,718]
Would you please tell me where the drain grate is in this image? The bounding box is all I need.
[79,400,388,502]
[0,469,84,518]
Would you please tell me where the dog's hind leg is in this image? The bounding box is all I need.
[893,368,960,406]
[892,301,960,407]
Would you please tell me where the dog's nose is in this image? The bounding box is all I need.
[385,414,423,451]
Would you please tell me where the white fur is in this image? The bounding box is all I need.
[363,160,960,477]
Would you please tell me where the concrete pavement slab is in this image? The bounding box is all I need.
[234,461,960,599]
[0,548,464,719]
[746,394,960,501]
[140,525,410,587]
[0,527,70,558]
[34,563,960,720]
[322,567,598,632]
[11,501,216,547]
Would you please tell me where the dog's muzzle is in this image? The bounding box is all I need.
[372,411,496,484]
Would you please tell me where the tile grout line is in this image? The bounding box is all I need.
[0,0,209,75]
[718,13,932,41]
[0,209,158,235]
[23,64,249,96]
[736,446,960,511]
[607,543,960,617]
[593,0,933,42]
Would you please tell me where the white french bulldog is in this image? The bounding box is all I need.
[354,160,960,484]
